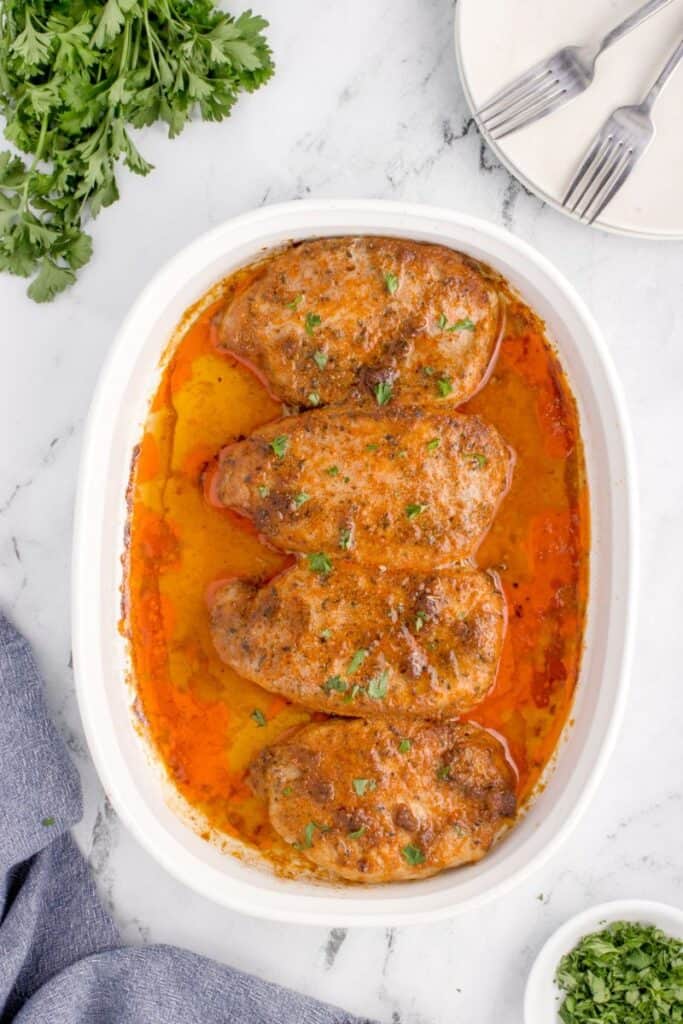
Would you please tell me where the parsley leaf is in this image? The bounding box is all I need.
[41,816,56,827]
[294,820,330,851]
[426,437,441,451]
[338,526,352,550]
[348,826,366,839]
[305,312,322,336]
[405,503,428,520]
[398,738,411,754]
[307,391,320,406]
[437,314,476,332]
[0,3,274,300]
[287,293,303,310]
[325,465,340,476]
[374,381,393,406]
[322,675,347,693]
[384,271,399,294]
[269,435,289,459]
[312,349,328,370]
[367,669,389,700]
[466,451,488,468]
[257,484,270,498]
[352,778,376,796]
[293,491,310,509]
[250,708,267,727]
[401,844,426,866]
[308,552,332,575]
[346,648,368,674]
[437,377,453,398]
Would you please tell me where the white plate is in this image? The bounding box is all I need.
[525,899,683,1022]
[456,0,683,238]
[72,200,637,925]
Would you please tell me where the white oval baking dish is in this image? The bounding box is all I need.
[72,200,637,926]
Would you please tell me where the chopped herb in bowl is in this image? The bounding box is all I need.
[555,921,683,1023]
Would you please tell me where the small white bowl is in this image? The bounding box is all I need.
[525,899,683,1023]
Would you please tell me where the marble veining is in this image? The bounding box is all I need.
[1,0,682,1021]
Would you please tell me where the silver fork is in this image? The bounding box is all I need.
[563,38,683,223]
[476,0,674,140]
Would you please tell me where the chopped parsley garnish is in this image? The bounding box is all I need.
[287,294,304,311]
[343,683,363,703]
[397,449,407,459]
[374,381,393,406]
[346,648,368,674]
[352,778,376,797]
[466,452,488,469]
[269,435,289,459]
[250,708,267,727]
[414,610,428,632]
[282,786,293,797]
[367,669,389,700]
[422,366,435,377]
[319,628,332,640]
[348,826,366,840]
[437,313,476,332]
[325,465,340,476]
[305,312,322,336]
[398,739,411,754]
[322,675,347,693]
[384,271,399,294]
[41,817,55,827]
[405,503,428,520]
[308,552,333,575]
[436,764,451,781]
[339,527,352,551]
[294,820,330,850]
[437,377,453,398]
[312,348,328,370]
[555,921,683,1024]
[426,437,441,452]
[293,491,310,509]
[401,844,426,866]
[365,443,379,452]
[308,391,321,406]
[258,485,270,498]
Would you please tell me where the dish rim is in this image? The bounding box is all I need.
[71,199,638,926]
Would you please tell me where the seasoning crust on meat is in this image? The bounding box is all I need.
[211,405,514,570]
[210,563,506,718]
[216,236,503,409]
[249,717,517,882]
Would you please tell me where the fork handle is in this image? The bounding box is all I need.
[597,0,674,56]
[641,38,683,111]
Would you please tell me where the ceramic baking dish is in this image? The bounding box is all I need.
[72,200,637,926]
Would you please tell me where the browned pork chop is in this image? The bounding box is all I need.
[249,718,517,882]
[216,236,503,409]
[210,563,505,718]
[211,405,514,571]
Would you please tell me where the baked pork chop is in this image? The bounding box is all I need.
[210,405,514,570]
[216,236,503,409]
[210,563,505,718]
[249,718,517,882]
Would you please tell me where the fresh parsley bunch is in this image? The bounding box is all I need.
[0,0,273,302]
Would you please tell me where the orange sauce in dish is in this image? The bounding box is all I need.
[123,255,589,876]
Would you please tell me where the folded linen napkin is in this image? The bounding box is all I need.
[0,613,372,1024]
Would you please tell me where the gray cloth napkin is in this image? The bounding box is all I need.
[0,613,372,1023]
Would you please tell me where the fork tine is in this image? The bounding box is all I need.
[490,86,571,140]
[574,141,624,220]
[477,59,553,118]
[587,151,634,224]
[562,134,605,207]
[567,137,617,216]
[483,78,561,133]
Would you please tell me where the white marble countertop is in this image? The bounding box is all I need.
[1,2,682,1021]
